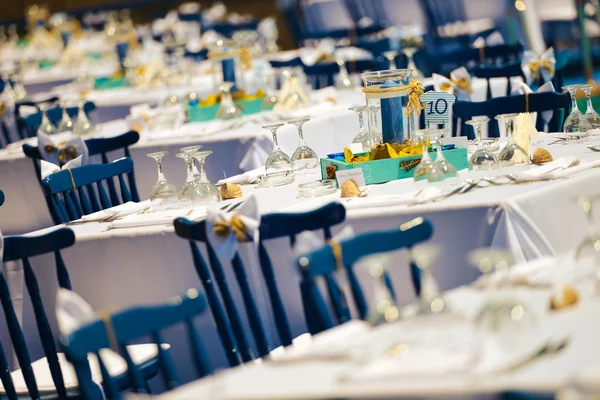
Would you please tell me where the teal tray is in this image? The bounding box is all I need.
[94,76,127,90]
[188,97,271,122]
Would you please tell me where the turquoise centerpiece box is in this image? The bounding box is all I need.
[188,97,271,122]
[320,147,468,185]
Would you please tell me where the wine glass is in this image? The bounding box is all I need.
[335,59,353,89]
[12,74,26,100]
[180,144,203,177]
[261,123,295,187]
[57,101,73,133]
[467,117,498,171]
[176,152,198,209]
[580,84,600,130]
[403,47,423,80]
[411,244,451,317]
[496,113,529,167]
[368,105,382,144]
[383,51,398,70]
[191,151,221,203]
[38,103,57,135]
[468,248,536,352]
[73,101,96,135]
[216,82,241,120]
[563,85,591,135]
[413,129,435,186]
[147,151,179,210]
[428,129,459,186]
[574,195,600,263]
[289,119,319,171]
[261,72,278,110]
[348,105,373,152]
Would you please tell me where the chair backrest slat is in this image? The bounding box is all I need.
[42,158,137,223]
[151,332,179,390]
[184,319,211,377]
[120,344,146,393]
[77,186,94,215]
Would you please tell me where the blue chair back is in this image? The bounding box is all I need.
[303,60,379,89]
[62,291,212,400]
[23,130,141,224]
[0,116,11,148]
[296,217,433,333]
[301,0,356,33]
[17,101,96,140]
[42,157,138,224]
[453,91,570,138]
[426,43,523,76]
[0,189,4,206]
[173,202,347,362]
[0,228,76,399]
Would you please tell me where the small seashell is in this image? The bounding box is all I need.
[549,283,579,311]
[219,183,242,200]
[326,165,337,180]
[340,180,361,198]
[532,148,553,164]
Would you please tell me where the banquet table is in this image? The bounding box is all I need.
[6,134,600,387]
[22,62,117,95]
[0,89,363,235]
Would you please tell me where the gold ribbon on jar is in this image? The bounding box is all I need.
[362,79,425,116]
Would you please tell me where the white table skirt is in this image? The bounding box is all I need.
[7,136,600,386]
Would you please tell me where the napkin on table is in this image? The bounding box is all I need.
[80,200,152,222]
[109,207,207,229]
[216,167,265,185]
[343,187,442,209]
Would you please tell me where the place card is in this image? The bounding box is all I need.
[335,168,366,187]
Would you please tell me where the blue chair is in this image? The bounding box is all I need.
[295,217,433,333]
[42,157,138,224]
[0,115,11,148]
[453,91,570,138]
[16,101,96,140]
[303,60,380,89]
[62,290,212,400]
[0,189,4,206]
[174,202,347,362]
[426,43,524,76]
[23,130,141,224]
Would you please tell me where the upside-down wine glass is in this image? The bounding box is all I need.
[289,118,319,171]
[147,151,179,210]
[38,103,57,135]
[262,123,295,187]
[216,82,242,120]
[402,47,423,80]
[496,113,529,166]
[467,117,498,171]
[411,244,451,317]
[176,152,198,209]
[335,59,353,89]
[349,105,372,152]
[574,195,600,264]
[73,101,96,135]
[428,128,459,186]
[413,129,435,186]
[383,51,398,70]
[191,151,222,203]
[57,101,73,133]
[180,144,203,177]
[580,84,600,130]
[562,84,591,135]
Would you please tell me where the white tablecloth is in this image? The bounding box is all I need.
[22,63,117,95]
[6,136,600,388]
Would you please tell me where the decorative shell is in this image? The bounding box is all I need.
[326,165,337,180]
[219,183,242,200]
[532,148,553,164]
[340,180,361,198]
[549,284,579,311]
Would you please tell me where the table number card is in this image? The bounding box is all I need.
[420,92,456,128]
[335,168,366,188]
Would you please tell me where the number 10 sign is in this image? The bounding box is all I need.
[420,92,456,127]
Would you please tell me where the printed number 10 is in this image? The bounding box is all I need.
[426,98,448,115]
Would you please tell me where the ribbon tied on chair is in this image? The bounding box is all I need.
[511,81,555,129]
[207,195,260,260]
[522,47,555,86]
[38,131,89,167]
[433,67,472,100]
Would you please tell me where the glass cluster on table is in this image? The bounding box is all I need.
[261,118,319,187]
[563,83,600,136]
[146,145,220,211]
[39,101,96,136]
[412,128,459,187]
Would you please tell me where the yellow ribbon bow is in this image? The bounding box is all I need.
[213,215,251,242]
[43,143,79,164]
[439,76,472,94]
[528,59,555,77]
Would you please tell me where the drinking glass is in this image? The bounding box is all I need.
[563,85,591,135]
[262,123,295,187]
[574,195,600,263]
[191,151,221,203]
[496,113,529,166]
[180,144,203,177]
[38,103,57,135]
[261,72,278,110]
[428,129,459,185]
[413,129,435,186]
[411,244,450,317]
[279,69,307,110]
[335,59,353,89]
[467,117,497,171]
[176,152,198,208]
[12,74,26,100]
[147,151,179,210]
[580,84,600,130]
[73,101,96,135]
[368,105,382,144]
[289,118,319,171]
[216,82,241,120]
[468,248,536,352]
[383,51,398,70]
[348,105,373,152]
[57,101,74,133]
[403,47,423,81]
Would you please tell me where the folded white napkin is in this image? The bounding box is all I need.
[216,167,265,185]
[509,157,600,181]
[40,155,84,180]
[80,200,152,222]
[343,187,442,209]
[109,207,207,229]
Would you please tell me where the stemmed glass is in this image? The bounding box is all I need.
[402,47,423,80]
[335,59,353,89]
[38,103,57,135]
[191,151,221,203]
[289,118,319,171]
[12,74,26,100]
[57,101,73,133]
[574,195,600,263]
[261,72,278,110]
[580,84,600,130]
[411,244,450,317]
[428,129,459,185]
[180,144,203,177]
[368,105,382,144]
[262,123,295,187]
[147,151,179,210]
[413,129,434,186]
[73,101,96,135]
[216,82,241,120]
[383,51,398,70]
[496,113,529,166]
[467,117,498,171]
[563,85,592,135]
[348,105,373,152]
[176,152,199,209]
